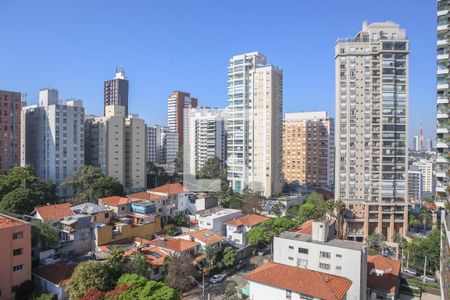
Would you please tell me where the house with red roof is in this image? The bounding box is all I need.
[174,229,224,251]
[33,203,74,222]
[245,262,352,300]
[33,263,75,300]
[366,255,401,300]
[225,214,269,246]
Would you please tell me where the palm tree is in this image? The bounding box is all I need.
[204,244,219,270]
[409,215,420,232]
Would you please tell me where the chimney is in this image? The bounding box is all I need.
[311,220,329,243]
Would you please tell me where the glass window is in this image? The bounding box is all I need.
[12,232,23,240]
[298,247,309,254]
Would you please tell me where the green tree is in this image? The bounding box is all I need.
[111,273,180,300]
[271,202,285,218]
[36,221,60,250]
[242,192,262,214]
[174,150,183,173]
[222,247,237,268]
[164,255,197,292]
[409,215,421,232]
[204,244,220,269]
[197,157,223,179]
[14,280,35,300]
[35,293,56,300]
[367,233,386,255]
[64,166,103,203]
[123,252,150,278]
[406,228,440,273]
[67,261,115,299]
[107,247,125,281]
[172,211,188,227]
[225,282,238,300]
[248,217,295,247]
[296,193,327,225]
[91,176,124,200]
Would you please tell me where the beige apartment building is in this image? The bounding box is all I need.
[85,105,146,193]
[283,111,334,189]
[335,22,409,242]
[226,52,283,197]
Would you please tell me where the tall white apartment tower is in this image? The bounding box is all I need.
[335,22,409,242]
[187,107,226,175]
[21,88,85,198]
[436,0,450,205]
[226,52,283,197]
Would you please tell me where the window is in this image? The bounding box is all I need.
[336,266,342,271]
[104,213,109,218]
[298,247,308,254]
[286,290,292,299]
[288,245,294,250]
[12,232,23,240]
[13,265,23,272]
[320,251,331,259]
[13,248,23,256]
[288,257,294,261]
[319,263,330,270]
[336,254,342,258]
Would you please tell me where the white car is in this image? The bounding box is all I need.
[209,274,226,284]
[422,275,436,283]
[403,269,417,276]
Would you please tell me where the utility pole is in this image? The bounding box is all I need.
[423,256,427,283]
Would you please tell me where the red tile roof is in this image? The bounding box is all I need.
[0,214,28,229]
[98,196,129,206]
[178,229,224,245]
[367,255,401,293]
[125,246,169,268]
[245,262,352,300]
[293,220,313,234]
[224,214,269,227]
[150,182,188,194]
[148,236,199,252]
[35,203,74,221]
[33,263,75,286]
[127,191,166,201]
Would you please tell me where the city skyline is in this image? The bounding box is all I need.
[0,0,436,141]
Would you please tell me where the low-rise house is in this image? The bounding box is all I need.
[125,246,169,280]
[94,215,162,246]
[33,263,75,300]
[175,229,224,251]
[148,236,199,257]
[98,196,131,215]
[71,203,112,224]
[34,203,74,223]
[0,214,32,300]
[225,214,269,247]
[245,262,352,300]
[367,255,401,300]
[58,215,93,254]
[273,220,367,300]
[196,207,242,235]
[261,193,306,217]
[194,194,218,212]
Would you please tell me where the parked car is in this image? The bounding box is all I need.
[235,260,245,271]
[209,274,226,284]
[422,275,436,283]
[403,269,418,276]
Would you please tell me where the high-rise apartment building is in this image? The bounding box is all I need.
[0,90,22,174]
[226,52,283,197]
[21,89,85,198]
[283,111,335,189]
[436,0,450,205]
[147,125,163,163]
[167,91,198,149]
[413,135,420,151]
[335,22,409,242]
[408,167,423,203]
[161,129,179,164]
[104,67,129,116]
[413,159,434,195]
[187,107,226,175]
[85,105,146,192]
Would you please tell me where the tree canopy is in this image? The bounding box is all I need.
[222,247,237,268]
[64,166,123,204]
[0,166,56,215]
[295,192,328,225]
[164,255,198,292]
[172,211,189,227]
[36,221,60,251]
[406,228,440,273]
[248,217,295,247]
[67,261,116,299]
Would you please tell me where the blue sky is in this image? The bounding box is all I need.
[1,0,436,142]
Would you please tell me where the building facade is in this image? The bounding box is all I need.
[85,105,146,192]
[0,214,32,300]
[147,125,163,163]
[167,91,197,149]
[161,129,178,164]
[0,90,22,174]
[104,67,129,116]
[415,159,434,195]
[21,89,84,198]
[226,52,283,197]
[436,0,450,206]
[187,107,226,175]
[273,221,367,300]
[335,22,409,241]
[408,168,422,203]
[283,111,335,189]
